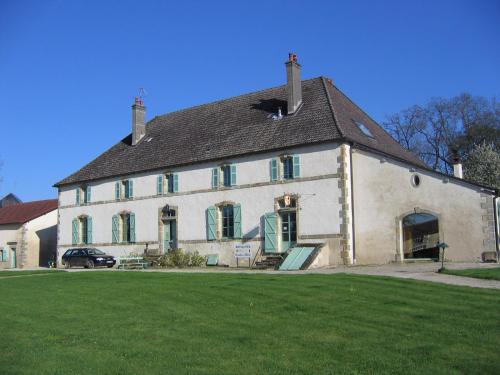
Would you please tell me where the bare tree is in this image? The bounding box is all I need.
[384,93,500,177]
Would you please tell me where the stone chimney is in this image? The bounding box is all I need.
[452,150,463,179]
[285,53,302,115]
[132,97,146,146]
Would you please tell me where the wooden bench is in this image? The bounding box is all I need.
[117,257,150,270]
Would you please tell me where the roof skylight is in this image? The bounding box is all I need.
[354,121,374,138]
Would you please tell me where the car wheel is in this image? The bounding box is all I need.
[65,261,71,269]
[87,260,95,269]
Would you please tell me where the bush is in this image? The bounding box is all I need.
[157,249,206,268]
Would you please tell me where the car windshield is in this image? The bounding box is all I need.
[87,248,105,255]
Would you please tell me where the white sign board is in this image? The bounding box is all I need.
[234,243,251,258]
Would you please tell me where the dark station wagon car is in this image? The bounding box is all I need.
[62,248,116,269]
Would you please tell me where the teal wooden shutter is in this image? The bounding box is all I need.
[157,175,163,195]
[293,155,301,178]
[115,182,120,200]
[233,204,242,238]
[129,213,136,242]
[230,165,237,186]
[264,213,278,252]
[207,206,217,240]
[127,180,134,198]
[85,186,91,203]
[173,173,179,192]
[2,247,9,262]
[270,158,279,181]
[76,188,80,205]
[112,215,119,243]
[87,217,93,244]
[211,168,219,188]
[72,218,79,245]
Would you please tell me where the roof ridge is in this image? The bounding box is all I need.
[151,77,323,123]
[321,76,345,138]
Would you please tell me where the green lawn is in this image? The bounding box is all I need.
[0,272,499,375]
[442,267,500,281]
[0,269,63,278]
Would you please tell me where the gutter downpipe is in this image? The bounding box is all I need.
[349,143,356,263]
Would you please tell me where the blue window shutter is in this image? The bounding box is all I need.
[86,186,91,203]
[264,213,278,252]
[293,155,301,178]
[129,213,136,242]
[3,247,9,262]
[128,180,134,198]
[207,206,217,240]
[112,215,119,243]
[157,175,163,195]
[87,217,93,244]
[72,218,79,245]
[230,165,237,186]
[211,168,219,189]
[270,158,279,181]
[115,182,120,200]
[173,173,179,192]
[233,204,242,238]
[76,188,80,205]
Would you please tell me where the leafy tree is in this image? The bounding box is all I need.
[463,143,500,190]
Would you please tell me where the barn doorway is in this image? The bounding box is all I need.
[402,213,440,260]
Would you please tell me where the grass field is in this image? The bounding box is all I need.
[0,271,499,375]
[442,267,500,281]
[0,270,63,278]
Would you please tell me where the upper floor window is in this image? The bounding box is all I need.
[354,121,374,138]
[115,180,133,200]
[112,212,136,243]
[212,164,236,189]
[270,155,301,182]
[76,186,91,205]
[157,173,179,195]
[72,216,93,245]
[206,203,242,240]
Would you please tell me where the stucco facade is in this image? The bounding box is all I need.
[351,149,497,264]
[57,143,346,266]
[0,210,58,269]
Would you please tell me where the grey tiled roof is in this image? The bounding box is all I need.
[55,77,424,187]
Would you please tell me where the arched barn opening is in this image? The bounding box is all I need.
[402,213,440,260]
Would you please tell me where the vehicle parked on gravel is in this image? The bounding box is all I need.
[62,248,116,269]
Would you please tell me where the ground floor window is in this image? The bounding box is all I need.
[72,216,92,245]
[206,203,242,240]
[402,213,439,259]
[112,212,135,243]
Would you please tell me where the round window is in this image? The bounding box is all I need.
[411,174,421,187]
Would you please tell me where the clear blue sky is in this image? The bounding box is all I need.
[1,0,499,201]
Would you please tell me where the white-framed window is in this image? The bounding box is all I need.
[72,216,93,245]
[75,185,91,205]
[206,203,242,240]
[115,180,133,200]
[157,173,179,195]
[112,212,136,243]
[211,164,236,189]
[270,155,301,182]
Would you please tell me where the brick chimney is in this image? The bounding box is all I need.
[132,97,146,146]
[285,53,302,115]
[452,150,463,179]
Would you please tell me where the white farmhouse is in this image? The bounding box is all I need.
[55,55,499,268]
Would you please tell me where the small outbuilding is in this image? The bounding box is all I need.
[0,199,58,269]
